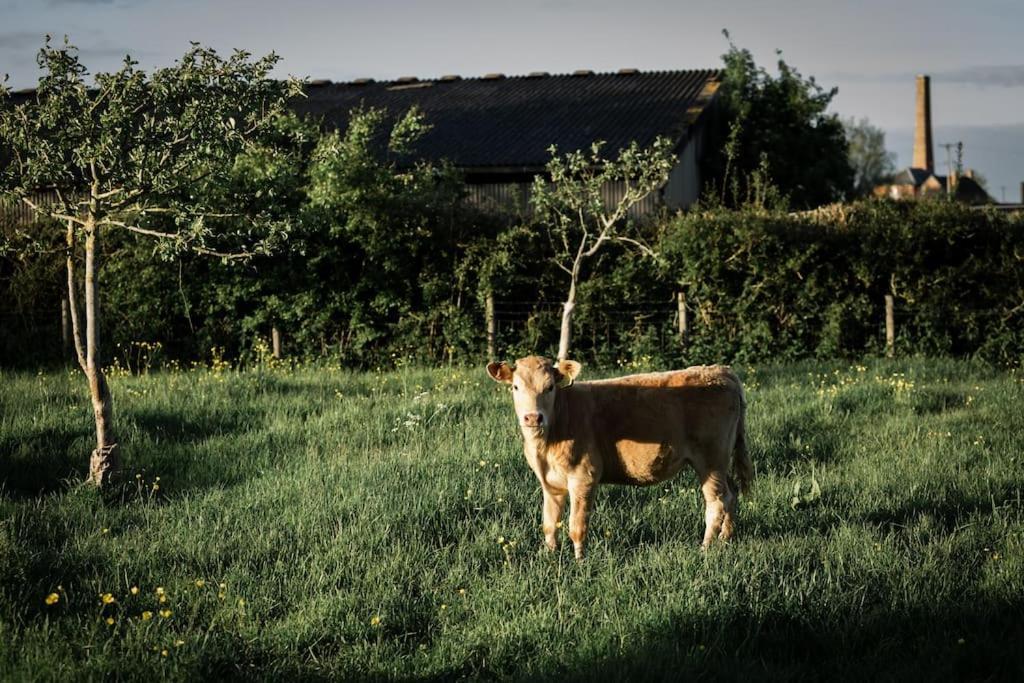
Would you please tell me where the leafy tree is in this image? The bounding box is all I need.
[844,117,896,197]
[0,38,301,484]
[530,139,675,360]
[303,106,469,362]
[713,32,854,208]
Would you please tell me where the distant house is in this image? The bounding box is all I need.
[875,75,992,205]
[880,166,991,204]
[293,68,723,215]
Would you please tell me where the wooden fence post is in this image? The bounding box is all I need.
[271,325,282,359]
[61,298,71,359]
[885,294,895,358]
[677,291,688,350]
[485,293,497,361]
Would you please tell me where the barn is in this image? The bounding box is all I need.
[293,68,723,214]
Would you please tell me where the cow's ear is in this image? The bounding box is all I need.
[556,359,582,387]
[486,361,514,384]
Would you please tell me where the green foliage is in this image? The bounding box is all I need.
[712,33,854,208]
[660,201,1024,364]
[1,359,1022,679]
[0,38,302,259]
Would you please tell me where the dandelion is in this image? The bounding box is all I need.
[101,593,116,605]
[159,609,172,619]
[101,528,110,534]
[370,615,382,627]
[440,603,448,611]
[194,579,205,588]
[174,639,185,647]
[161,649,169,657]
[130,586,140,595]
[458,588,466,596]
[141,611,153,620]
[45,593,60,605]
[105,617,115,625]
[155,586,165,596]
[159,595,167,604]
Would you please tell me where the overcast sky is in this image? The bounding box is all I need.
[3,0,1023,198]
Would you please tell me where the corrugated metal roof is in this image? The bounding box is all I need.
[293,69,722,170]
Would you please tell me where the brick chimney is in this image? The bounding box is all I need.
[913,75,934,172]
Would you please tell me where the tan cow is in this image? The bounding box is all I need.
[487,356,752,558]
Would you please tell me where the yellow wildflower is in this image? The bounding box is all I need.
[159,595,167,603]
[105,617,115,625]
[194,579,205,588]
[130,586,140,595]
[174,639,185,647]
[159,609,172,618]
[370,615,382,627]
[141,611,153,620]
[155,587,165,596]
[45,593,60,605]
[101,593,116,604]
[161,649,168,657]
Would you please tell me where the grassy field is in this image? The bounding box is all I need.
[1,358,1022,681]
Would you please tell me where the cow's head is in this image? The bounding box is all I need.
[486,356,582,433]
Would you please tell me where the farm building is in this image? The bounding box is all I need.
[0,68,723,224]
[293,68,723,214]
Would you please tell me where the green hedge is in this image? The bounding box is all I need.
[3,200,1023,368]
[658,201,1024,364]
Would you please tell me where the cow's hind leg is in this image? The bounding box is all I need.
[698,469,733,549]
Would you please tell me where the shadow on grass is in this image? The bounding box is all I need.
[0,427,91,497]
[188,600,1024,681]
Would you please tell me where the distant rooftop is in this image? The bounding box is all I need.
[293,69,722,171]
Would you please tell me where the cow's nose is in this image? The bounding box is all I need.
[523,412,544,428]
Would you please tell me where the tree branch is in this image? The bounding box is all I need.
[107,220,255,261]
[21,196,86,226]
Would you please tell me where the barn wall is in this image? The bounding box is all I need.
[662,129,702,210]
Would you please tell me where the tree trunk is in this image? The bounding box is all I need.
[82,217,118,486]
[557,277,577,361]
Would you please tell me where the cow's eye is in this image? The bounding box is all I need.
[544,385,554,393]
[512,384,519,391]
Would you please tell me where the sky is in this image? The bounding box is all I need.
[2,0,1023,200]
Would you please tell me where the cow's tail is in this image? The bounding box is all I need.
[731,389,754,496]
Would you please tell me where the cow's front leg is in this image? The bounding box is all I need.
[542,487,567,551]
[567,479,596,560]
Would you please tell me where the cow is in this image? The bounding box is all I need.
[486,356,752,559]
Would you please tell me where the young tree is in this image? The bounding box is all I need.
[530,139,675,360]
[0,38,300,485]
[844,117,896,197]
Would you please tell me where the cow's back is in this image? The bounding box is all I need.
[563,365,744,485]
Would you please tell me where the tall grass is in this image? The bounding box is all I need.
[1,359,1022,680]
